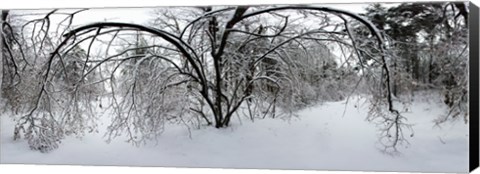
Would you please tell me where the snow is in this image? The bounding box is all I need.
[0,94,468,173]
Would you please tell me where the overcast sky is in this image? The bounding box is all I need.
[69,3,372,25]
[7,2,403,68]
[9,2,403,28]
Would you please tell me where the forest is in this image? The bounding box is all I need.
[0,2,469,165]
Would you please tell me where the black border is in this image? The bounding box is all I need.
[470,1,480,172]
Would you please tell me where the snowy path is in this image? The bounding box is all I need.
[0,96,468,173]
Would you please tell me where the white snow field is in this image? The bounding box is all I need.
[0,94,469,173]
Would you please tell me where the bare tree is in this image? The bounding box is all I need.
[3,5,409,153]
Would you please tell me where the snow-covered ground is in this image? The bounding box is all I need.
[0,95,469,173]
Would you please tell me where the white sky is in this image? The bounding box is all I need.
[7,2,405,28]
[70,4,371,25]
[8,3,396,66]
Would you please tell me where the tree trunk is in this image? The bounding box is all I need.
[0,11,4,95]
[1,10,13,98]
